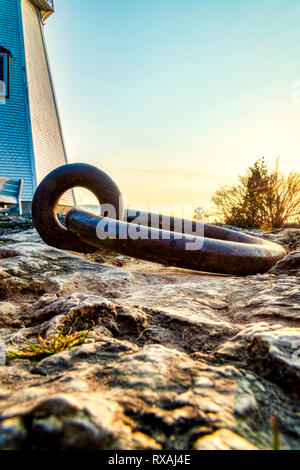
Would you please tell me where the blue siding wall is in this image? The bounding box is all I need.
[0,0,35,201]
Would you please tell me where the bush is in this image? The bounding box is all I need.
[211,158,300,228]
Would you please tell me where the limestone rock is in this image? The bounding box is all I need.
[247,328,300,392]
[0,225,299,449]
[270,251,300,275]
[193,429,259,450]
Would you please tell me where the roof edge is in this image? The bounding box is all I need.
[29,0,54,21]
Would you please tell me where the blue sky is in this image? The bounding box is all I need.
[45,0,300,209]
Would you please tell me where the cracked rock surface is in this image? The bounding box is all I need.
[0,218,299,450]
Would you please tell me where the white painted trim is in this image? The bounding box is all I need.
[17,0,38,194]
[38,14,76,206]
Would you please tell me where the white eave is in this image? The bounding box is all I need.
[29,0,54,22]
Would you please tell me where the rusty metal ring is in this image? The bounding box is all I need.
[32,163,286,275]
[64,208,286,275]
[32,163,124,253]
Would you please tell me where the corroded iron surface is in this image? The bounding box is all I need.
[32,164,124,253]
[32,164,286,275]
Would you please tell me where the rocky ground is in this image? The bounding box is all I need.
[0,215,299,450]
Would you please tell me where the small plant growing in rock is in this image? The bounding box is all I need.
[7,327,93,360]
[271,414,281,451]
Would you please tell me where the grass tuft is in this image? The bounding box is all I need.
[7,326,93,360]
[271,414,281,451]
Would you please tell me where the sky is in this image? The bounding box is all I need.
[44,0,300,211]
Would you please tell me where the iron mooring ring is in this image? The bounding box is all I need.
[32,164,286,275]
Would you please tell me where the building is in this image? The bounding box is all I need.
[0,0,74,209]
